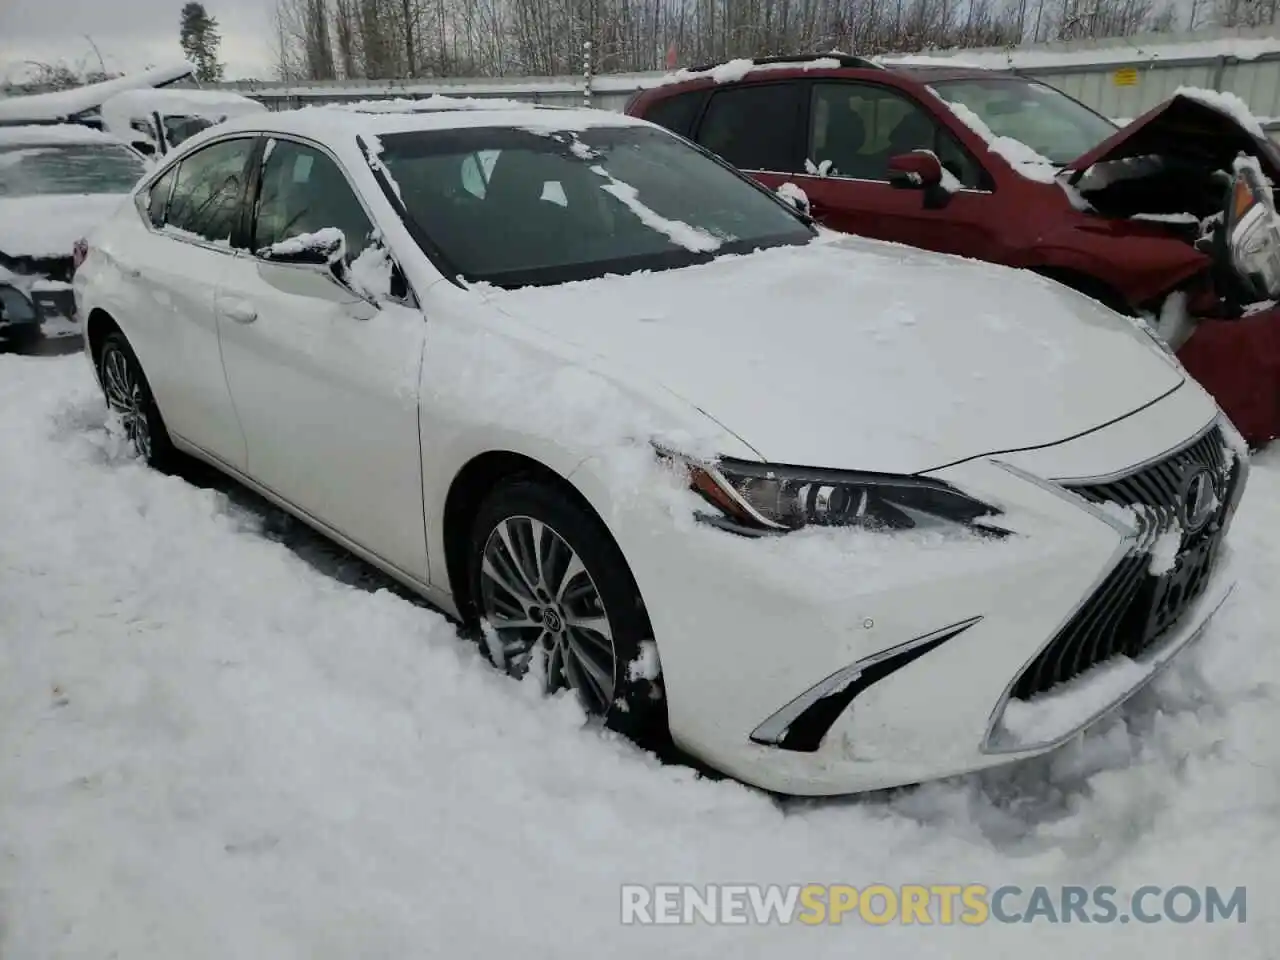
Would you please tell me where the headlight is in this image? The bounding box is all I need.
[663,452,1007,537]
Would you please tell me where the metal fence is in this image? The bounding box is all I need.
[214,24,1280,138]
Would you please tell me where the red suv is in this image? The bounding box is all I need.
[626,54,1280,447]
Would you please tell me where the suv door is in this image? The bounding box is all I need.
[790,81,1006,261]
[215,136,430,582]
[114,135,257,468]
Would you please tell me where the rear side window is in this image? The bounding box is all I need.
[252,140,375,262]
[639,91,707,138]
[695,84,803,172]
[165,137,256,245]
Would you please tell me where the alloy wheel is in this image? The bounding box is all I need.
[101,345,152,461]
[478,515,618,714]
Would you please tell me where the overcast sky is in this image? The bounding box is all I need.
[0,0,275,83]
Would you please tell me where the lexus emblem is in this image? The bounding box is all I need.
[1180,467,1219,535]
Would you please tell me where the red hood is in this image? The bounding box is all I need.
[1065,93,1280,184]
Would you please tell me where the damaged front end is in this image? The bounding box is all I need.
[0,251,77,341]
[1065,92,1280,319]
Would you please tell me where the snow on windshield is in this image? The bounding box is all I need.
[929,79,1117,169]
[375,124,810,287]
[0,142,145,197]
[936,97,1060,183]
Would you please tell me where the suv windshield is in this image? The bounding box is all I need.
[0,142,146,197]
[375,124,814,288]
[930,78,1118,166]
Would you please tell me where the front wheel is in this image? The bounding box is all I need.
[98,331,175,469]
[467,477,667,744]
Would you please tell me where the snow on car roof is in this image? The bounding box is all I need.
[0,61,194,122]
[0,123,126,147]
[210,98,650,143]
[101,88,267,116]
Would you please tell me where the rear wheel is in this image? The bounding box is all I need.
[467,477,667,744]
[98,331,176,470]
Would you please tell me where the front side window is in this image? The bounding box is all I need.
[809,82,982,187]
[695,84,804,172]
[253,139,375,262]
[929,78,1118,166]
[165,137,256,244]
[0,142,146,197]
[375,124,814,288]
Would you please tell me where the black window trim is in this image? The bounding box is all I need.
[244,131,420,309]
[135,132,263,257]
[801,78,995,194]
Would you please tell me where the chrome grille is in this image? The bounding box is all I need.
[1010,425,1240,701]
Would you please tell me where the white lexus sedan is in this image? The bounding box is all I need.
[74,100,1248,796]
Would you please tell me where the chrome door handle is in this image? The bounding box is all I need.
[223,301,258,324]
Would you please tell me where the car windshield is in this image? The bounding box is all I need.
[375,123,815,288]
[163,115,216,147]
[0,142,146,197]
[930,78,1118,166]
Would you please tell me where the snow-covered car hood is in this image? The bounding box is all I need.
[0,194,130,260]
[482,236,1187,474]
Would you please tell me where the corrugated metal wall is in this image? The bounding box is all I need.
[216,25,1280,137]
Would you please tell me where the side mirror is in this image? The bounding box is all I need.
[257,228,347,267]
[132,140,156,156]
[776,182,812,217]
[887,151,944,190]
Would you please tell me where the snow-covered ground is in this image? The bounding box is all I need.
[1,352,1276,958]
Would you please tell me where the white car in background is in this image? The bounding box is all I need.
[99,88,267,158]
[0,123,148,343]
[74,101,1248,796]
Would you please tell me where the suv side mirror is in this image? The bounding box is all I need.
[887,151,943,190]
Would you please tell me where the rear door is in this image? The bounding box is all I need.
[111,135,257,468]
[791,81,1006,260]
[214,136,430,582]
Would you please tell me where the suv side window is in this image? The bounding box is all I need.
[695,83,803,173]
[809,82,984,188]
[640,90,708,138]
[252,139,375,262]
[165,137,256,244]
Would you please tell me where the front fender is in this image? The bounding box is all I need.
[1032,219,1210,307]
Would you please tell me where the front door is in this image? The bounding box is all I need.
[215,137,430,582]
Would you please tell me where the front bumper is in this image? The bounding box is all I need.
[590,389,1244,796]
[1177,304,1280,448]
[0,279,79,339]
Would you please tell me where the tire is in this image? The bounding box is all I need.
[98,331,176,470]
[467,477,667,745]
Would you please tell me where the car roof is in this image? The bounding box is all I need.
[0,122,128,147]
[209,97,652,145]
[883,63,1027,83]
[644,53,1013,92]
